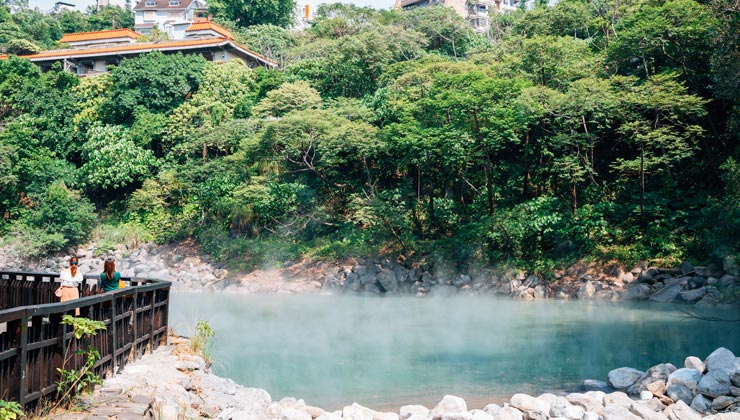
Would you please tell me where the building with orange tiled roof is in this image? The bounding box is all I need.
[6,32,276,76]
[59,28,142,47]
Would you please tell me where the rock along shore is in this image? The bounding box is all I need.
[53,339,740,420]
[2,240,740,305]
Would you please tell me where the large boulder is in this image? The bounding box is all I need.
[667,369,703,393]
[609,368,646,390]
[622,284,652,301]
[677,287,708,303]
[704,348,738,372]
[510,394,550,413]
[666,383,694,405]
[430,395,468,420]
[689,394,712,413]
[648,285,683,303]
[343,403,376,420]
[697,369,732,397]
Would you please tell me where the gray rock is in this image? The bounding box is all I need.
[678,287,708,303]
[400,406,430,420]
[705,348,738,372]
[666,383,694,405]
[603,405,642,420]
[732,385,740,397]
[680,262,695,275]
[666,401,702,420]
[628,364,674,396]
[604,392,635,408]
[581,380,612,393]
[687,276,707,290]
[722,256,740,277]
[689,394,712,413]
[583,412,602,420]
[711,395,735,411]
[377,269,400,293]
[718,275,738,286]
[648,285,683,303]
[431,395,468,420]
[622,284,652,301]
[630,402,668,420]
[579,281,597,299]
[638,270,657,285]
[343,403,376,420]
[697,369,732,397]
[668,369,703,393]
[523,410,548,420]
[609,368,646,390]
[496,407,524,420]
[510,394,551,413]
[684,357,705,373]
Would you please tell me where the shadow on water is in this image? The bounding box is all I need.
[169,293,740,411]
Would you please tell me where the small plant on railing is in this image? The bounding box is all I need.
[52,315,107,411]
[0,400,25,419]
[190,320,215,367]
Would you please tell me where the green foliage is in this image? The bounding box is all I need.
[54,315,106,410]
[79,124,157,191]
[190,320,215,365]
[208,0,296,27]
[91,222,153,256]
[5,37,39,54]
[101,52,206,124]
[0,400,24,420]
[14,181,97,255]
[701,158,740,256]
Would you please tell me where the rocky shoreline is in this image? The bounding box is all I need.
[63,338,740,420]
[2,240,740,305]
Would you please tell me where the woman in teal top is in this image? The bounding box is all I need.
[99,256,121,292]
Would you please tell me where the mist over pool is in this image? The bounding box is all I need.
[169,293,740,411]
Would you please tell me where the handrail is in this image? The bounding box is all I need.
[0,270,171,409]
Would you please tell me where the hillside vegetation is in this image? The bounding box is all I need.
[1,1,739,274]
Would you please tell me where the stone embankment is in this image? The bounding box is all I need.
[2,240,740,304]
[55,342,740,420]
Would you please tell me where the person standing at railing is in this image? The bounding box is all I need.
[57,256,83,315]
[98,256,121,293]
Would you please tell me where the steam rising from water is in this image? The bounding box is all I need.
[170,293,740,411]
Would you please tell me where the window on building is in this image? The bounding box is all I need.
[145,0,155,6]
[168,11,182,18]
[144,10,155,20]
[168,0,180,5]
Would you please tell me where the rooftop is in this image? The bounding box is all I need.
[186,19,234,39]
[59,28,142,43]
[133,0,195,10]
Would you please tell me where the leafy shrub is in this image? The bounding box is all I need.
[702,157,740,256]
[13,181,97,256]
[91,222,153,256]
[190,320,215,366]
[0,400,24,419]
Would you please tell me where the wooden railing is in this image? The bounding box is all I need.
[0,271,171,408]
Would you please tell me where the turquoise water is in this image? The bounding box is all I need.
[169,293,740,411]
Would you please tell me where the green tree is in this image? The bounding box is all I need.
[208,0,296,28]
[101,51,206,124]
[251,80,321,119]
[86,5,134,30]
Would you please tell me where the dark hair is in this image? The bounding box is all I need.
[104,258,116,281]
[70,256,79,275]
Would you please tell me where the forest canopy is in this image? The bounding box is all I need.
[1,0,739,274]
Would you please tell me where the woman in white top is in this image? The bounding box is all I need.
[59,256,83,315]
